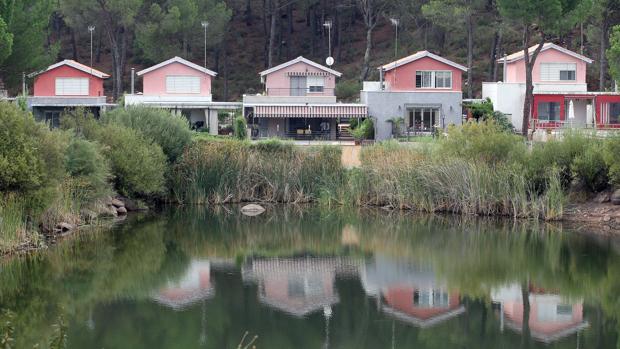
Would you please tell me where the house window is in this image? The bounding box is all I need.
[537,102,561,121]
[416,71,452,88]
[165,75,201,94]
[408,108,439,131]
[413,289,449,308]
[540,63,577,81]
[307,76,325,93]
[55,78,89,96]
[44,111,61,128]
[609,103,620,124]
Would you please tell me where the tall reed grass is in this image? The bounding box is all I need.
[0,194,30,252]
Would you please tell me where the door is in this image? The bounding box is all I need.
[290,76,307,96]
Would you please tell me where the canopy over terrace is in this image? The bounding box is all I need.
[248,103,368,140]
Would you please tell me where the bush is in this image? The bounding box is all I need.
[603,136,620,187]
[466,99,513,132]
[335,80,361,101]
[439,120,526,165]
[94,123,167,198]
[352,118,374,140]
[233,115,247,140]
[571,141,609,192]
[102,107,192,163]
[65,138,111,200]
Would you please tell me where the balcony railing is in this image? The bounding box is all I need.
[265,88,336,97]
[530,119,620,130]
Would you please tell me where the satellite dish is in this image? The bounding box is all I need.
[326,56,334,66]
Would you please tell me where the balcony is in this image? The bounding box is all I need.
[124,94,213,108]
[27,96,109,107]
[244,88,337,105]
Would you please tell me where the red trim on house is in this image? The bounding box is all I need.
[532,94,565,129]
[595,95,620,129]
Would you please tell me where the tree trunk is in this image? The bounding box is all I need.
[70,28,78,61]
[96,30,102,63]
[108,27,126,100]
[360,26,372,82]
[521,282,531,348]
[521,29,545,137]
[489,30,499,81]
[493,29,502,81]
[600,16,609,91]
[466,13,473,98]
[245,0,252,26]
[267,1,277,68]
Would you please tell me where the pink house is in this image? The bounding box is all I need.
[243,56,367,140]
[152,260,214,310]
[125,56,239,134]
[361,51,467,140]
[381,287,464,328]
[483,43,620,131]
[27,60,111,126]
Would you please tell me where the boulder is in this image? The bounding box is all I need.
[116,206,128,215]
[119,196,148,211]
[56,222,76,233]
[80,209,98,223]
[612,189,620,205]
[594,191,611,204]
[111,198,125,208]
[241,204,265,216]
[99,205,118,218]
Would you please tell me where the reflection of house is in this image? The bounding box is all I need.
[360,255,464,328]
[125,56,240,134]
[242,57,367,140]
[361,51,466,140]
[242,257,358,317]
[483,43,620,131]
[491,284,589,343]
[152,260,214,310]
[27,60,113,126]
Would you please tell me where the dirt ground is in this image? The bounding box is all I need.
[563,202,620,235]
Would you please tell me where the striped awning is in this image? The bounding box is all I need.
[287,71,331,77]
[254,104,367,118]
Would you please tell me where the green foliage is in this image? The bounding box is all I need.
[335,80,361,101]
[59,107,99,139]
[351,118,374,140]
[603,136,620,187]
[102,107,192,163]
[93,123,167,198]
[65,138,111,200]
[233,115,247,140]
[0,16,13,65]
[608,25,620,84]
[439,120,526,164]
[571,141,609,192]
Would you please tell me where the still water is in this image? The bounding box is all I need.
[1,206,620,348]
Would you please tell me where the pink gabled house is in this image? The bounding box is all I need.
[361,51,467,140]
[483,42,620,131]
[125,56,239,134]
[152,260,214,310]
[243,56,367,140]
[27,59,111,127]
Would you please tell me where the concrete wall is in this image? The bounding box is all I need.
[383,56,463,92]
[34,65,105,97]
[141,62,212,96]
[482,82,526,131]
[361,90,462,141]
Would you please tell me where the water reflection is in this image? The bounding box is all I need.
[1,206,619,348]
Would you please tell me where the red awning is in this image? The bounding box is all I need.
[254,104,367,118]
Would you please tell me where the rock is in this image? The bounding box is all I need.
[120,196,147,211]
[111,198,125,208]
[594,192,611,203]
[240,204,265,216]
[116,206,127,215]
[99,205,118,218]
[603,215,611,222]
[56,222,76,232]
[612,189,620,205]
[80,209,98,223]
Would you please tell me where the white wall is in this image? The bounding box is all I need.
[482,82,526,131]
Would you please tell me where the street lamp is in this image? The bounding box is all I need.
[389,18,399,59]
[201,21,209,69]
[323,20,333,66]
[88,25,95,75]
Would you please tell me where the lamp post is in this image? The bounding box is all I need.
[201,21,209,69]
[389,18,399,59]
[88,25,95,75]
[323,20,333,58]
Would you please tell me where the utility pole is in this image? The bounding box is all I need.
[390,18,399,59]
[88,25,95,76]
[201,21,209,69]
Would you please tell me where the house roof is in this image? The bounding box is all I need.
[500,43,593,64]
[28,60,110,79]
[379,51,468,72]
[137,56,218,77]
[259,56,342,77]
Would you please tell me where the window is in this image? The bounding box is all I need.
[416,71,451,88]
[540,63,577,81]
[538,102,561,121]
[55,78,89,96]
[165,75,201,94]
[409,108,439,131]
[610,103,620,124]
[413,289,450,308]
[307,76,325,93]
[44,111,61,128]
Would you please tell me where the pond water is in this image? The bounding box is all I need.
[1,206,620,348]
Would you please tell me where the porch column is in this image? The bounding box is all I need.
[208,109,218,136]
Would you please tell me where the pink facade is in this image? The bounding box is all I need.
[383,56,463,92]
[383,287,461,320]
[263,61,337,97]
[33,65,105,97]
[504,48,588,84]
[502,297,584,338]
[141,61,212,96]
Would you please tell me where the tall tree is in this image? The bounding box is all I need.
[356,0,390,81]
[0,0,14,66]
[134,0,231,65]
[422,0,485,98]
[590,0,620,91]
[61,0,143,100]
[497,0,587,136]
[606,24,620,85]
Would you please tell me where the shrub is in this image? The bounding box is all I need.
[439,120,526,165]
[603,136,620,187]
[352,118,375,140]
[60,107,101,139]
[102,107,192,163]
[233,115,247,140]
[466,99,513,132]
[94,123,167,198]
[571,141,609,192]
[65,138,111,200]
[335,80,361,101]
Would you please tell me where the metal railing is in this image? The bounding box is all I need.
[530,119,620,130]
[265,88,336,97]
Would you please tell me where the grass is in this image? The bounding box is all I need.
[0,194,30,253]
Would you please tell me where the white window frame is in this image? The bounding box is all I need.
[540,63,577,82]
[307,76,325,93]
[415,70,452,89]
[55,77,89,96]
[165,75,201,94]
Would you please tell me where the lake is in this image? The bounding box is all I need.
[1,206,619,348]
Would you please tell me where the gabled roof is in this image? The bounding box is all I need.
[259,56,342,77]
[28,60,110,79]
[137,56,217,77]
[379,51,468,72]
[500,43,593,64]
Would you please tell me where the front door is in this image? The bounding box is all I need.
[290,76,307,96]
